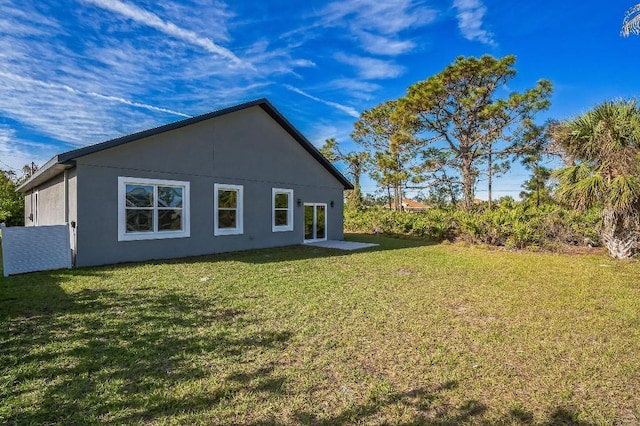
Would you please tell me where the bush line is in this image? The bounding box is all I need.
[345,203,601,251]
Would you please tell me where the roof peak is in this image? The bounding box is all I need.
[18,98,352,192]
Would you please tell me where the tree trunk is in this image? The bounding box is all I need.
[351,169,363,209]
[449,187,457,206]
[394,152,402,211]
[601,209,639,259]
[487,149,493,209]
[348,184,363,209]
[440,171,457,205]
[461,158,474,210]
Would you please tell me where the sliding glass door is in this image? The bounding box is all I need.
[303,203,327,242]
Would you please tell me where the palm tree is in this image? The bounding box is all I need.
[622,4,640,36]
[551,100,640,259]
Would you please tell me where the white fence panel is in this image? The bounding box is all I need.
[1,224,72,277]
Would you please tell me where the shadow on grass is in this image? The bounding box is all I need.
[292,380,490,425]
[0,274,293,424]
[0,269,101,322]
[1,233,436,279]
[503,406,598,426]
[293,389,597,426]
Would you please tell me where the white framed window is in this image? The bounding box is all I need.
[118,177,190,241]
[214,183,243,236]
[272,188,294,232]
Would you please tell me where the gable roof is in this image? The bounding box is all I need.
[17,98,353,192]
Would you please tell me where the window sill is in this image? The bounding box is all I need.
[118,231,190,242]
[272,226,294,233]
[214,229,243,236]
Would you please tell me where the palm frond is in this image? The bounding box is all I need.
[553,164,604,209]
[610,175,640,212]
[552,100,640,162]
[622,4,640,37]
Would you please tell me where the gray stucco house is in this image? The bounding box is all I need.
[17,99,353,267]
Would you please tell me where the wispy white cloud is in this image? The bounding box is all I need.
[321,0,436,35]
[306,122,352,148]
[150,0,234,43]
[0,70,166,145]
[290,59,316,68]
[356,31,416,56]
[0,0,267,149]
[283,84,359,118]
[81,0,247,67]
[87,92,191,118]
[453,0,496,46]
[334,53,405,80]
[329,79,382,101]
[238,39,317,77]
[273,2,429,107]
[0,71,190,118]
[0,0,403,162]
[0,126,57,172]
[0,2,59,36]
[318,0,436,56]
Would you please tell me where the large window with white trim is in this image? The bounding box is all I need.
[272,188,293,232]
[214,183,243,236]
[118,177,190,241]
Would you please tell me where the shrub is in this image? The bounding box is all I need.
[345,203,601,251]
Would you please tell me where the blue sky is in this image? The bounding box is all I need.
[0,0,638,198]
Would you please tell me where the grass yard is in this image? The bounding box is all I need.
[1,234,640,425]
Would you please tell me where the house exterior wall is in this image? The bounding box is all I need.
[23,169,78,256]
[24,191,33,225]
[73,105,345,267]
[24,170,77,226]
[68,169,78,227]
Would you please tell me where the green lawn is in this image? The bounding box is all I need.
[1,235,639,425]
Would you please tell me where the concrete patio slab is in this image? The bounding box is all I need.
[306,240,379,251]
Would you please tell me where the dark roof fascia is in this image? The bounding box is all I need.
[16,155,74,193]
[17,98,353,192]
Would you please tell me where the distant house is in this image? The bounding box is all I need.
[385,198,430,212]
[17,99,353,267]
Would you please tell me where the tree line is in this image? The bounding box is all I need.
[322,55,640,259]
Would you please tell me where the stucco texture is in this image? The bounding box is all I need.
[72,105,345,267]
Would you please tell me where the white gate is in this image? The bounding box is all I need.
[1,224,72,277]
